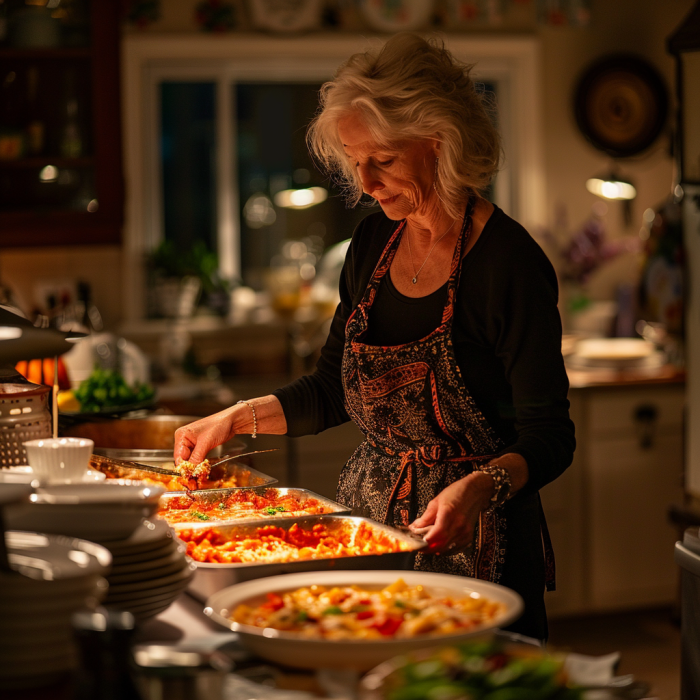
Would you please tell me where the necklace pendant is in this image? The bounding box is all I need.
[412,277,417,284]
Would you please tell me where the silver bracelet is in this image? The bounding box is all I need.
[475,463,511,508]
[236,400,257,438]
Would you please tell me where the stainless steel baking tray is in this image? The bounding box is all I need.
[91,458,277,494]
[179,515,427,602]
[161,487,350,525]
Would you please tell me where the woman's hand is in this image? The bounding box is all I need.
[410,472,495,555]
[173,395,288,465]
[410,454,529,555]
[173,406,239,465]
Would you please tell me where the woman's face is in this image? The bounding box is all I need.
[337,112,439,222]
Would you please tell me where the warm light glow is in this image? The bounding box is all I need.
[39,165,58,183]
[274,187,328,210]
[87,199,99,212]
[0,326,22,340]
[586,177,637,201]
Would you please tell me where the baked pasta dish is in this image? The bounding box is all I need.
[159,489,333,524]
[178,521,411,565]
[91,456,245,492]
[231,578,504,640]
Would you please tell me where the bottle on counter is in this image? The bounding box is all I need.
[25,65,44,155]
[60,68,83,159]
[0,68,25,160]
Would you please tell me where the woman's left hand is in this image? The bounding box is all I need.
[410,471,495,555]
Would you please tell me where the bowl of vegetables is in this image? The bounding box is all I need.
[59,367,155,416]
[360,640,583,700]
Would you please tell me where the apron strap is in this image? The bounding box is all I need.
[538,494,556,592]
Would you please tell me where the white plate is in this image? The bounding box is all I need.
[103,586,185,609]
[108,552,188,585]
[0,580,106,615]
[104,576,194,604]
[204,570,524,671]
[35,481,164,504]
[566,350,666,371]
[111,539,178,567]
[107,559,196,595]
[111,546,185,576]
[99,518,173,554]
[0,531,111,583]
[0,467,105,484]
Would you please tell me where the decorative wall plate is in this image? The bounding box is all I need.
[246,0,323,33]
[574,54,669,158]
[358,0,435,32]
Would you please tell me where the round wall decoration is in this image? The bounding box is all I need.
[574,54,669,158]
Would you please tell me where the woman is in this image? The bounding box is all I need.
[174,34,575,641]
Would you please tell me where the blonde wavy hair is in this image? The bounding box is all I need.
[307,33,502,220]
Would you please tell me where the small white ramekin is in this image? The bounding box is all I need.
[23,437,94,484]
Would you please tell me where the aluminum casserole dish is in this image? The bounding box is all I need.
[177,515,427,602]
[90,455,277,494]
[160,487,350,525]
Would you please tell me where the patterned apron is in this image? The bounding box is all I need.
[337,204,509,583]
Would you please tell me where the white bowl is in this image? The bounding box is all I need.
[23,437,94,484]
[204,570,524,671]
[4,482,165,542]
[0,466,105,485]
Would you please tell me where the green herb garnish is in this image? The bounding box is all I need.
[192,511,210,521]
[264,507,278,516]
[297,611,308,622]
[218,502,227,510]
[322,606,343,615]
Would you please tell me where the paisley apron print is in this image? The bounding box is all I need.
[336,202,510,583]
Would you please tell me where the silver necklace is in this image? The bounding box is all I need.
[406,220,455,284]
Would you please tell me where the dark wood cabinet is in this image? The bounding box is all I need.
[0,0,122,247]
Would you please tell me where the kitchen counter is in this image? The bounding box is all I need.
[566,364,685,390]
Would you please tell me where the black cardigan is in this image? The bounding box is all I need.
[273,205,575,496]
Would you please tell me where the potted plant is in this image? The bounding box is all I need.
[146,241,231,319]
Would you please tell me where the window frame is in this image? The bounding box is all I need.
[122,34,544,324]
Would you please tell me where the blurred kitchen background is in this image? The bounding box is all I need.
[1,2,700,688]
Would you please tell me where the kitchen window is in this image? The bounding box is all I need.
[122,35,544,323]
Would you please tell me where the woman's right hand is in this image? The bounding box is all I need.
[173,395,288,465]
[173,406,239,465]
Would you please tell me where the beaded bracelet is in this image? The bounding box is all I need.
[475,463,511,508]
[236,400,257,438]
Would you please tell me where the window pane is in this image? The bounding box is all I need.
[235,82,369,288]
[160,82,217,253]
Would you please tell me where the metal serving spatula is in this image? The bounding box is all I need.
[91,449,279,478]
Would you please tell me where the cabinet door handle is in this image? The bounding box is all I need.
[633,404,658,449]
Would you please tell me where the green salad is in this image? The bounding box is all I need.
[385,642,583,700]
[75,367,155,413]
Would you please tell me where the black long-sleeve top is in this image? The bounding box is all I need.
[273,205,575,496]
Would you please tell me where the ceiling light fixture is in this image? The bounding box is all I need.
[274,187,328,210]
[585,175,637,201]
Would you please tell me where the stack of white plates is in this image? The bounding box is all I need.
[0,531,111,690]
[566,338,665,371]
[98,518,196,620]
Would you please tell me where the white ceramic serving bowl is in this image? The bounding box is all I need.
[204,570,524,671]
[0,466,105,485]
[23,437,94,484]
[5,482,165,542]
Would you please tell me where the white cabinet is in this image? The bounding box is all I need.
[542,383,685,616]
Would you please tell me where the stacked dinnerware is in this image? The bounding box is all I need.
[6,480,164,541]
[0,529,111,691]
[97,518,196,620]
